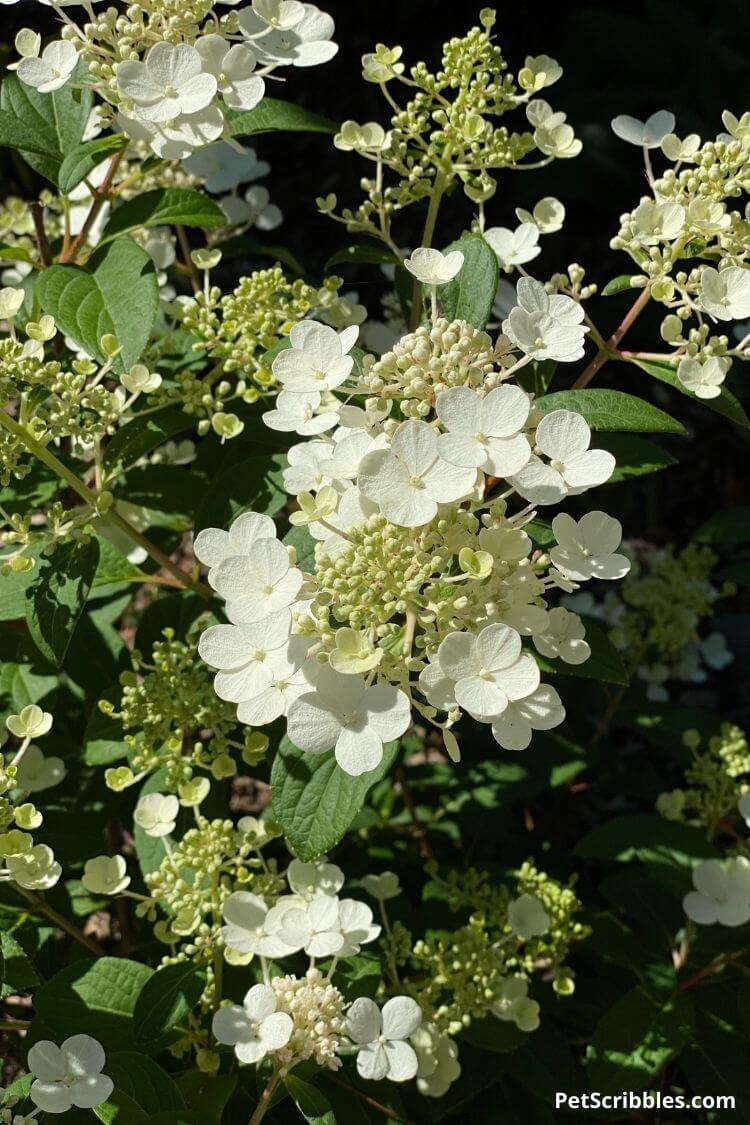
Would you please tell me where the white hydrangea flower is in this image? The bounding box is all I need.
[276,895,344,957]
[677,356,730,400]
[221,891,302,957]
[6,705,53,739]
[337,898,381,956]
[212,984,293,1064]
[550,512,630,581]
[28,1036,113,1114]
[515,197,565,233]
[183,142,270,192]
[699,266,750,321]
[527,101,581,159]
[683,857,750,926]
[287,858,344,899]
[6,844,61,890]
[436,385,531,475]
[412,1024,461,1098]
[700,632,732,670]
[484,223,540,267]
[198,611,293,703]
[235,646,315,727]
[508,893,550,938]
[82,855,130,896]
[435,623,540,721]
[118,106,225,160]
[347,996,422,1082]
[0,286,25,319]
[503,277,588,362]
[287,666,411,775]
[611,110,676,147]
[194,511,277,581]
[403,248,464,285]
[358,420,477,528]
[533,607,590,665]
[661,132,700,160]
[116,43,217,123]
[239,3,338,67]
[491,684,565,751]
[491,978,540,1031]
[520,54,562,91]
[511,410,615,504]
[361,872,401,900]
[18,41,78,93]
[133,793,178,837]
[195,35,265,110]
[273,322,358,393]
[14,744,66,792]
[221,185,283,230]
[212,539,304,623]
[631,200,685,245]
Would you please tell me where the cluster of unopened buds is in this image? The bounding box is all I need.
[196,249,631,773]
[12,0,338,159]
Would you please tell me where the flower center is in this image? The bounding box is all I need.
[550,458,565,473]
[262,583,274,594]
[254,649,266,662]
[163,85,178,98]
[408,474,425,489]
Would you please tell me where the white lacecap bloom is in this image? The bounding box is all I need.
[435,623,540,722]
[484,223,541,267]
[183,142,270,194]
[194,510,276,584]
[212,984,293,1063]
[282,440,336,493]
[263,389,339,435]
[287,666,411,776]
[117,106,225,161]
[435,385,532,476]
[511,410,615,504]
[195,35,265,111]
[133,793,179,837]
[403,248,464,286]
[550,512,630,581]
[287,857,344,900]
[14,744,66,792]
[520,54,562,90]
[220,185,283,231]
[221,891,302,958]
[491,977,540,1031]
[272,322,359,393]
[17,41,78,93]
[238,4,338,68]
[198,610,293,704]
[507,893,550,938]
[677,356,730,400]
[515,197,565,234]
[661,132,700,161]
[533,606,590,665]
[277,895,344,957]
[361,871,401,900]
[503,277,589,362]
[491,684,565,751]
[631,200,685,245]
[347,996,422,1082]
[611,110,676,147]
[683,857,750,927]
[82,855,130,896]
[117,43,217,123]
[211,539,304,623]
[27,1035,113,1113]
[0,286,25,319]
[6,844,61,890]
[699,267,750,322]
[412,1023,462,1097]
[120,365,162,395]
[358,419,477,528]
[6,705,53,739]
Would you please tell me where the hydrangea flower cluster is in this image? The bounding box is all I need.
[0,706,63,894]
[568,542,732,701]
[13,0,338,159]
[657,724,750,836]
[610,109,750,398]
[197,273,630,772]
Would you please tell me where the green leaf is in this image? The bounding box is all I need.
[532,616,629,686]
[694,506,750,547]
[194,453,286,532]
[101,188,226,243]
[32,957,153,1050]
[461,1017,526,1053]
[601,274,637,296]
[283,524,316,571]
[271,736,399,860]
[0,932,39,1000]
[633,357,750,429]
[325,244,399,270]
[84,689,128,766]
[134,963,206,1051]
[116,465,207,518]
[58,134,128,195]
[25,537,99,666]
[37,238,159,370]
[592,432,677,481]
[94,1051,185,1125]
[224,97,338,137]
[284,1075,336,1125]
[575,813,719,867]
[535,389,686,434]
[586,988,693,1094]
[440,233,499,330]
[516,359,556,397]
[0,66,92,184]
[174,1073,236,1124]
[103,405,194,474]
[0,243,33,264]
[683,1013,750,1124]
